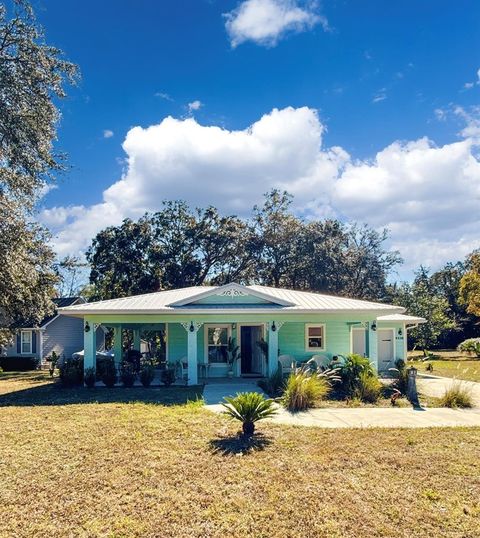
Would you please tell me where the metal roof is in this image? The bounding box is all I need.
[39,297,84,326]
[58,283,405,317]
[377,313,426,324]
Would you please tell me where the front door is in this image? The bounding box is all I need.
[377,329,395,370]
[240,326,264,375]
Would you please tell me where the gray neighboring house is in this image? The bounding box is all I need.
[2,297,105,366]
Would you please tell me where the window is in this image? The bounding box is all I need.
[305,324,325,351]
[21,331,32,354]
[206,325,230,364]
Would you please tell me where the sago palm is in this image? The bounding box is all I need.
[222,392,277,436]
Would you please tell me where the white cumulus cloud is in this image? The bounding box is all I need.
[187,100,203,113]
[40,106,480,276]
[224,0,327,48]
[463,67,480,90]
[103,129,114,139]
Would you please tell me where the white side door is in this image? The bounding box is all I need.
[351,328,366,357]
[377,329,395,370]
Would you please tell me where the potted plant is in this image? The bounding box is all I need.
[226,336,240,378]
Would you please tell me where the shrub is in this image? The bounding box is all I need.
[120,361,137,387]
[96,355,112,381]
[439,382,473,408]
[281,367,331,412]
[222,392,277,436]
[47,350,60,377]
[84,367,96,388]
[458,338,480,358]
[390,359,409,395]
[126,349,142,372]
[355,370,382,403]
[339,353,375,397]
[258,367,284,397]
[0,356,39,372]
[161,367,176,387]
[59,357,83,387]
[140,363,155,387]
[101,358,117,388]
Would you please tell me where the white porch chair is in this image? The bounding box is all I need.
[177,357,188,384]
[309,354,330,371]
[278,354,296,375]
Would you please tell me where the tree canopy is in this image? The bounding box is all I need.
[389,267,456,353]
[0,1,78,345]
[459,250,480,319]
[86,190,402,301]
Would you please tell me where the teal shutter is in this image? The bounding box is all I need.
[32,332,37,354]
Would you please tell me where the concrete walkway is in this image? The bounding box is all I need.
[202,379,265,405]
[206,403,480,428]
[203,377,480,428]
[417,374,480,406]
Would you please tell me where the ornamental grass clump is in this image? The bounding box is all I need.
[355,370,382,403]
[439,382,473,409]
[281,367,332,412]
[222,392,277,436]
[257,366,284,397]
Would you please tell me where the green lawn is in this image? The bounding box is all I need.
[0,372,480,537]
[409,350,480,383]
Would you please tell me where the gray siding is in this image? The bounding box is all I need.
[2,330,41,360]
[42,316,105,360]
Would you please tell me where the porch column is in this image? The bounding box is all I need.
[114,325,123,366]
[267,321,279,376]
[133,329,141,352]
[84,318,96,377]
[182,322,202,385]
[369,321,378,371]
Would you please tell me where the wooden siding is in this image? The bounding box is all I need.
[167,323,187,363]
[278,321,352,362]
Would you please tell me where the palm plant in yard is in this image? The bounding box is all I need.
[222,392,277,436]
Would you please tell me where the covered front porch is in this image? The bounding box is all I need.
[82,315,382,385]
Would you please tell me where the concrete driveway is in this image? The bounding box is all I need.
[417,374,480,406]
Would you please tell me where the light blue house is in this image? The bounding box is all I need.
[59,283,426,384]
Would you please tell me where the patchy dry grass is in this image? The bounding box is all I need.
[0,373,480,537]
[408,350,480,383]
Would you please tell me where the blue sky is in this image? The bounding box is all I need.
[31,0,480,278]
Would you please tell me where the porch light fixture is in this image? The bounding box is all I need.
[189,321,195,333]
[371,322,377,332]
[398,328,403,336]
[271,321,277,332]
[84,322,91,333]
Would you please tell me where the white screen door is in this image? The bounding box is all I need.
[351,328,366,357]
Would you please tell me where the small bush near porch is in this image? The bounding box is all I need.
[0,372,479,537]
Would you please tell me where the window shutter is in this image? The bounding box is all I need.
[16,333,21,354]
[32,332,37,354]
